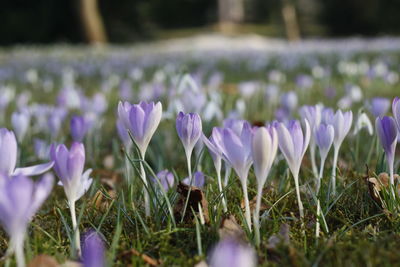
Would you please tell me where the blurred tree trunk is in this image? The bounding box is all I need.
[218,0,245,33]
[79,0,107,44]
[281,0,301,41]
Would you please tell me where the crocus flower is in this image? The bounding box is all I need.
[324,110,353,195]
[376,116,398,187]
[0,128,53,177]
[314,124,334,193]
[368,97,390,117]
[153,169,175,191]
[50,142,93,255]
[183,171,205,188]
[11,110,30,143]
[176,112,202,182]
[117,101,162,217]
[0,173,53,267]
[70,115,89,142]
[299,104,322,177]
[214,122,254,229]
[251,126,278,246]
[209,238,256,267]
[82,230,105,267]
[202,128,227,212]
[117,101,162,158]
[275,120,310,218]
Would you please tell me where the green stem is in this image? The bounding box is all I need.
[331,147,339,196]
[69,200,81,257]
[140,160,150,217]
[310,142,318,178]
[317,157,326,195]
[241,179,252,232]
[293,172,304,218]
[254,185,263,247]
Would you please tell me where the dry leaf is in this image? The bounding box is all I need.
[218,215,246,242]
[174,182,209,224]
[90,190,116,211]
[90,169,119,211]
[119,248,161,266]
[367,172,400,204]
[28,255,60,267]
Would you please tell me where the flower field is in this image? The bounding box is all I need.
[1,39,400,266]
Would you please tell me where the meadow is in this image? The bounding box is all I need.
[1,41,400,266]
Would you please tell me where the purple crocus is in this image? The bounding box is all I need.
[176,112,202,183]
[70,115,89,142]
[117,101,162,158]
[376,116,398,186]
[0,128,53,177]
[314,124,334,193]
[0,173,53,267]
[153,169,175,191]
[183,171,205,188]
[324,110,353,195]
[368,97,390,117]
[209,238,256,267]
[82,231,105,267]
[50,142,92,255]
[214,122,254,229]
[275,120,310,218]
[176,112,202,154]
[117,101,162,217]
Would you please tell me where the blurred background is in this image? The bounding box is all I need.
[2,0,400,45]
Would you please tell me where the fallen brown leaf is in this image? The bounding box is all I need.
[90,189,116,211]
[90,169,119,211]
[28,255,60,267]
[119,248,161,266]
[174,182,209,224]
[367,172,400,205]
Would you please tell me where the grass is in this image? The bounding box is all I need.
[0,47,400,266]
